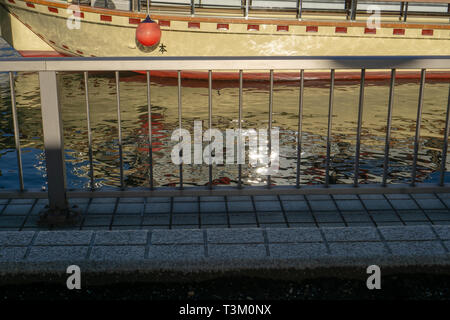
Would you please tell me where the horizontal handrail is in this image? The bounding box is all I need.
[0,56,449,72]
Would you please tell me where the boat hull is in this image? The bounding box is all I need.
[1,0,450,80]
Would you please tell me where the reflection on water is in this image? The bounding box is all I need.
[0,68,449,190]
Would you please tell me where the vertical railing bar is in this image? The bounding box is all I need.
[208,70,213,190]
[245,0,249,18]
[190,0,195,16]
[439,84,450,186]
[115,71,124,189]
[325,69,335,187]
[297,0,302,20]
[382,69,396,187]
[404,2,408,22]
[83,71,94,190]
[9,72,24,191]
[296,69,304,188]
[354,68,365,187]
[178,70,183,189]
[267,70,273,188]
[238,70,243,189]
[411,68,426,187]
[147,70,154,190]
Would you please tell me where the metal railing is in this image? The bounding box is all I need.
[0,56,450,215]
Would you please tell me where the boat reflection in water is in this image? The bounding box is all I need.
[0,70,449,190]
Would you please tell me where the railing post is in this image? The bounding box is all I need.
[296,0,302,20]
[191,0,195,16]
[39,71,69,214]
[350,0,357,21]
[244,0,249,18]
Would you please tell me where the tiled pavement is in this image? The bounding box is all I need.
[0,193,450,231]
[1,193,450,278]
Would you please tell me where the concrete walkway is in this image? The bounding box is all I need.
[1,193,450,281]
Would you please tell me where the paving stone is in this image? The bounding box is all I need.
[0,231,35,246]
[313,212,343,223]
[172,202,198,213]
[27,246,88,261]
[23,216,40,228]
[83,215,112,227]
[379,226,436,241]
[335,200,365,211]
[404,221,432,226]
[119,198,144,203]
[87,203,116,214]
[389,200,419,210]
[10,199,35,204]
[286,212,314,223]
[388,241,446,256]
[346,222,375,227]
[146,197,171,203]
[142,214,170,226]
[318,222,346,227]
[0,216,25,228]
[2,204,33,215]
[398,212,428,222]
[440,198,450,208]
[145,203,171,214]
[115,203,143,214]
[0,199,9,205]
[385,194,411,200]
[308,201,337,211]
[282,201,309,212]
[433,221,450,225]
[260,223,287,228]
[306,195,332,201]
[425,210,450,221]
[359,194,384,200]
[254,196,278,201]
[269,243,328,258]
[376,222,403,226]
[432,226,450,240]
[173,197,198,202]
[90,246,145,260]
[227,196,251,201]
[266,228,322,243]
[342,212,371,222]
[362,199,392,210]
[332,195,359,200]
[230,224,258,228]
[290,223,316,228]
[279,195,305,201]
[34,231,93,245]
[208,244,267,259]
[227,201,254,212]
[329,242,388,257]
[411,194,438,199]
[91,198,117,204]
[415,199,446,210]
[257,212,285,223]
[323,227,381,242]
[147,244,205,260]
[370,212,401,222]
[201,214,228,225]
[229,213,257,224]
[207,228,264,244]
[0,247,27,261]
[94,230,148,245]
[152,229,204,244]
[112,216,142,226]
[254,201,281,212]
[172,214,199,225]
[200,196,225,202]
[200,202,226,212]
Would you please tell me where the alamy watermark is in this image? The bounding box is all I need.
[170,121,280,174]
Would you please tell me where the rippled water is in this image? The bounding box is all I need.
[1,38,450,190]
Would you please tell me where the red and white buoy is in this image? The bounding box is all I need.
[136,15,161,48]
